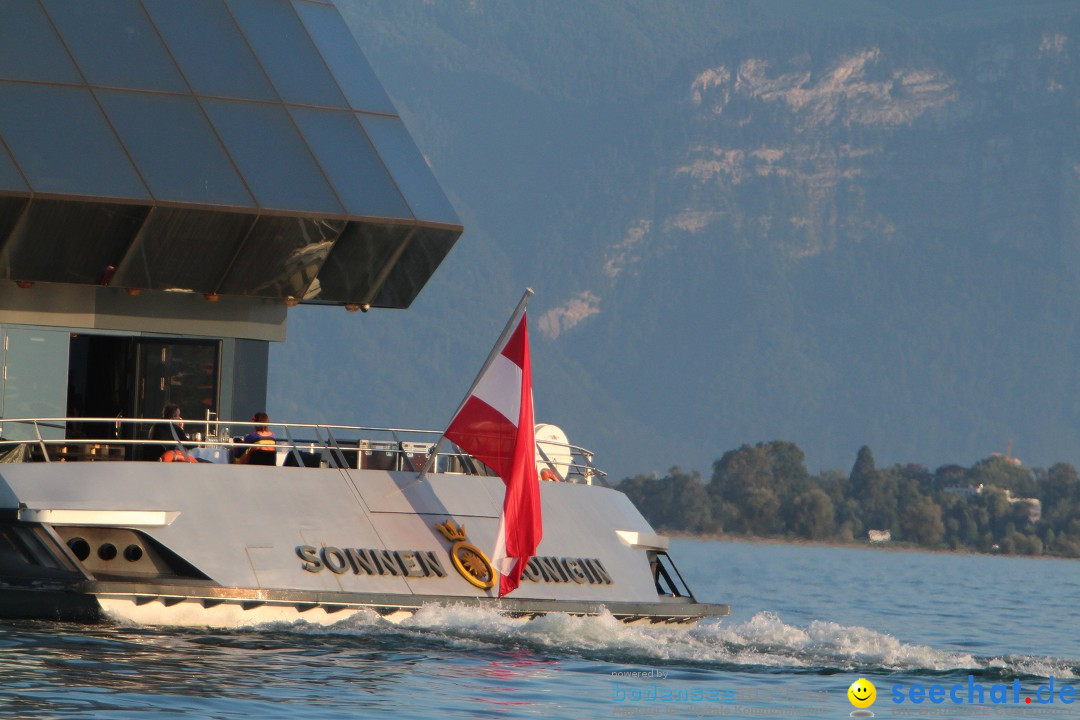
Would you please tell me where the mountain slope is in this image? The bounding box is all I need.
[272,1,1080,479]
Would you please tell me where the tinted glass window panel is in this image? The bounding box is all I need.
[136,339,219,424]
[142,0,277,101]
[0,196,28,253]
[0,200,147,285]
[371,226,459,308]
[43,0,186,92]
[218,215,343,299]
[313,221,412,304]
[110,207,255,293]
[0,143,28,192]
[227,0,346,108]
[0,0,81,83]
[1,328,69,441]
[292,1,395,114]
[202,99,342,214]
[0,83,149,199]
[356,114,460,226]
[98,90,254,207]
[289,108,411,220]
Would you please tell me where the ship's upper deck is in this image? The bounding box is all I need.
[0,0,461,310]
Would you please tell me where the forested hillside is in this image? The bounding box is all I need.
[618,443,1080,558]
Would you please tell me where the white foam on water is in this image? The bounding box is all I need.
[987,655,1078,680]
[241,605,1078,678]
[698,611,977,670]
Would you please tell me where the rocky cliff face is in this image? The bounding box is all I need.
[523,16,1080,475]
[275,2,1080,479]
[546,22,1078,328]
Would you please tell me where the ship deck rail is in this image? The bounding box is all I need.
[0,416,605,485]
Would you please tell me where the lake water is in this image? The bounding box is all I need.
[1,539,1077,719]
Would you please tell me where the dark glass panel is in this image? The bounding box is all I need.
[110,207,255,293]
[202,99,343,214]
[0,83,149,199]
[0,200,147,284]
[43,0,186,92]
[0,196,28,251]
[142,0,277,101]
[0,143,27,192]
[97,90,254,207]
[226,0,346,108]
[289,108,411,220]
[0,0,81,82]
[292,1,395,114]
[372,226,459,308]
[136,339,219,428]
[356,114,460,226]
[313,221,413,304]
[218,215,343,299]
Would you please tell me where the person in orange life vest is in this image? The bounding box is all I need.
[237,411,276,464]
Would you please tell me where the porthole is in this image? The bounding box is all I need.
[67,537,90,561]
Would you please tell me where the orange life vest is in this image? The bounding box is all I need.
[160,449,197,463]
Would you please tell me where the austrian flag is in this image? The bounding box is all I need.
[444,313,542,597]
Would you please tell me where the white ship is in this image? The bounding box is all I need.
[0,0,728,627]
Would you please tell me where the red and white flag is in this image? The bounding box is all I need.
[444,313,542,596]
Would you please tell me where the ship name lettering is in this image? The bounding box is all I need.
[520,556,613,585]
[297,545,446,578]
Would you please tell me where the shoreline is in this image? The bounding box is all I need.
[664,531,1079,561]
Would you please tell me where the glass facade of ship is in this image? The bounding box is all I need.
[0,0,462,440]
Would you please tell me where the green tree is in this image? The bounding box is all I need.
[967,456,1038,497]
[791,488,836,540]
[1041,463,1080,538]
[618,467,716,533]
[899,497,944,546]
[850,445,877,485]
[666,467,715,533]
[709,441,809,536]
[939,493,980,547]
[847,446,898,532]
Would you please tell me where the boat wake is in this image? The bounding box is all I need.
[248,605,1079,680]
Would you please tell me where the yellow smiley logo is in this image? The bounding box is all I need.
[848,678,876,709]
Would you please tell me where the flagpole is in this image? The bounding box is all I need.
[417,288,534,480]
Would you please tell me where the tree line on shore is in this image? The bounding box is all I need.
[617,442,1080,558]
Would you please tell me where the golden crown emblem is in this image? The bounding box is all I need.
[433,518,494,590]
[435,519,468,542]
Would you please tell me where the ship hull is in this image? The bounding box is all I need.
[0,463,728,627]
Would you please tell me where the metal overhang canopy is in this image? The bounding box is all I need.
[0,0,461,309]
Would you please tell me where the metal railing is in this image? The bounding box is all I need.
[0,416,605,484]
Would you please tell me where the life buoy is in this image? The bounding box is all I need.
[160,449,197,463]
[540,468,560,482]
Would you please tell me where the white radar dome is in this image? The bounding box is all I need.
[534,423,572,481]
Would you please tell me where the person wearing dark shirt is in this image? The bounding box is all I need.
[148,403,194,462]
